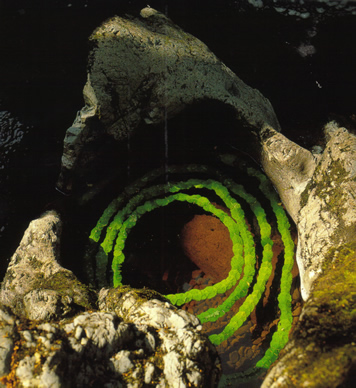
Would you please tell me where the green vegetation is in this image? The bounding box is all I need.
[268,244,356,387]
[89,164,295,374]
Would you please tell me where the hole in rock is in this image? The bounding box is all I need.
[59,98,302,384]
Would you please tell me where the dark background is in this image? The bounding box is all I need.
[0,0,355,278]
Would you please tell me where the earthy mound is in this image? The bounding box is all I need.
[181,213,232,281]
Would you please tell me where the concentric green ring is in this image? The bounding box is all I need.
[89,164,295,374]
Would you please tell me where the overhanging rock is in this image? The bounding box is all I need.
[56,7,280,193]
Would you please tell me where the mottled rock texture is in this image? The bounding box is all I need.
[259,122,356,387]
[0,212,220,387]
[0,211,94,319]
[260,122,356,301]
[56,7,280,193]
[261,243,356,388]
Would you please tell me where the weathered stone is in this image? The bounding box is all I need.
[23,289,73,321]
[98,287,200,329]
[0,306,16,386]
[98,287,220,387]
[0,211,95,318]
[5,6,356,387]
[0,214,220,387]
[56,7,280,193]
[261,244,356,388]
[258,122,356,387]
[0,299,220,387]
[260,122,356,301]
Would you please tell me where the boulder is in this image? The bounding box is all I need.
[260,122,356,301]
[0,212,220,387]
[261,243,356,388]
[0,211,94,319]
[56,7,280,193]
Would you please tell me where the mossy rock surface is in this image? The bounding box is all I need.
[265,243,356,387]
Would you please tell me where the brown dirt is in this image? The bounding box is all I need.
[180,213,233,282]
[180,220,302,375]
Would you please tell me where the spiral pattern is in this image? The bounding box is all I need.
[89,164,295,375]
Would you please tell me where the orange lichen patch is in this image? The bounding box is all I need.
[0,342,21,387]
[180,214,233,282]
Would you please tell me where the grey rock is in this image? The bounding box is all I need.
[5,6,356,387]
[112,350,134,374]
[0,110,28,170]
[0,213,220,387]
[260,122,356,301]
[261,244,356,388]
[98,287,220,387]
[0,210,95,319]
[56,7,280,193]
[0,306,16,382]
[98,287,200,330]
[144,362,155,384]
[0,300,220,387]
[23,289,73,321]
[259,122,356,386]
[163,351,185,388]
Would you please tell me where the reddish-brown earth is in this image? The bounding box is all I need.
[179,210,301,375]
[181,213,233,282]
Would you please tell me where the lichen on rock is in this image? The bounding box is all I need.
[0,212,220,387]
[262,243,356,388]
[56,6,280,194]
[0,211,95,319]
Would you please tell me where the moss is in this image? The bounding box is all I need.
[277,243,356,387]
[309,244,356,342]
[297,344,356,388]
[275,342,356,388]
[104,286,168,316]
[90,164,296,373]
[0,342,22,387]
[300,159,349,212]
[32,271,97,311]
[0,318,44,387]
[298,243,356,339]
[300,177,317,209]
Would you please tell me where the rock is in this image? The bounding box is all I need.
[0,296,220,387]
[247,0,356,18]
[261,244,356,388]
[0,306,16,382]
[23,289,73,321]
[0,210,95,319]
[0,213,221,387]
[0,110,27,169]
[98,287,201,330]
[50,5,356,310]
[8,6,356,387]
[260,122,356,301]
[258,122,356,386]
[56,7,280,193]
[99,288,220,387]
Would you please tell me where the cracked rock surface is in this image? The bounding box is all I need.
[260,122,356,300]
[0,212,220,387]
[56,7,280,193]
